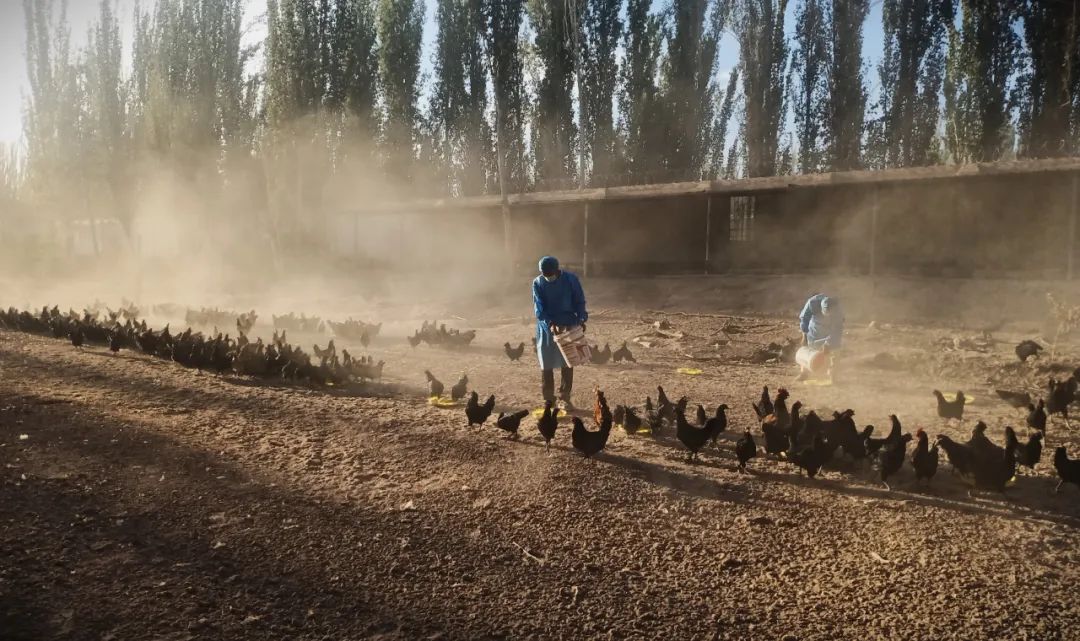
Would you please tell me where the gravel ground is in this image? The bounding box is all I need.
[2,300,1080,641]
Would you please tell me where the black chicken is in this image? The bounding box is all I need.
[644,397,663,435]
[1053,447,1080,493]
[1015,340,1043,362]
[995,389,1032,410]
[936,435,975,482]
[1046,378,1076,425]
[424,370,444,398]
[69,327,85,348]
[612,342,636,363]
[407,332,422,348]
[865,415,901,459]
[622,406,643,433]
[657,386,676,422]
[504,342,525,362]
[1027,400,1047,432]
[695,404,708,427]
[1005,426,1042,471]
[571,414,612,459]
[537,402,560,452]
[465,392,496,427]
[590,343,612,365]
[933,390,966,421]
[705,405,729,444]
[108,330,124,353]
[735,430,757,472]
[762,414,790,458]
[450,373,469,402]
[880,433,912,490]
[495,410,529,438]
[966,421,1003,459]
[676,409,711,462]
[911,429,939,484]
[751,386,773,420]
[788,433,829,478]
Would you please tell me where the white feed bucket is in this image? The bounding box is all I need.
[553,325,592,367]
[795,346,829,373]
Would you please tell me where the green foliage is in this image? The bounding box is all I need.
[377,0,424,181]
[943,1,1020,164]
[791,0,829,173]
[826,0,869,171]
[869,0,953,169]
[618,0,665,179]
[736,0,789,178]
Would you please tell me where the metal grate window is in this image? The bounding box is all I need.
[730,196,755,241]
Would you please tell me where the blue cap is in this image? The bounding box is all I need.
[539,256,559,275]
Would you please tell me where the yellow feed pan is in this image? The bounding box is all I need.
[532,407,547,418]
[429,396,459,408]
[803,379,834,387]
[677,368,704,376]
[942,393,974,404]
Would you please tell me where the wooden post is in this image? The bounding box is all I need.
[582,202,590,277]
[1068,173,1079,280]
[704,195,712,273]
[503,203,513,275]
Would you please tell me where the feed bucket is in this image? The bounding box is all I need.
[795,346,828,373]
[553,325,592,367]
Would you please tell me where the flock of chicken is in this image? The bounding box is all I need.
[0,306,385,386]
[427,372,1080,497]
[407,321,478,349]
[5,300,1080,499]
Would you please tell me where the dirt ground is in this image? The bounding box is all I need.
[3,277,1080,640]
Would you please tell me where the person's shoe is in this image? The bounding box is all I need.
[558,398,576,412]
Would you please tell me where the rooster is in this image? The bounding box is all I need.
[751,386,773,420]
[760,389,791,439]
[735,430,757,472]
[450,373,469,402]
[933,390,966,421]
[504,341,525,362]
[1053,447,1080,493]
[424,370,444,398]
[495,410,529,439]
[911,429,939,485]
[537,402,560,452]
[465,392,496,427]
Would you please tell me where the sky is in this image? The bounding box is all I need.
[0,0,885,150]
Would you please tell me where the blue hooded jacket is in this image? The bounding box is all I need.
[799,293,844,349]
[533,257,588,369]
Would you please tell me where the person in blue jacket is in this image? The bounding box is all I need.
[533,256,588,408]
[798,293,843,380]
